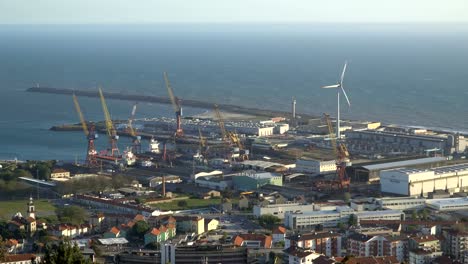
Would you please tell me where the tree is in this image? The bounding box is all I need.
[56,206,88,225]
[258,214,281,229]
[221,188,233,199]
[42,241,91,264]
[177,200,188,208]
[0,236,7,262]
[36,165,51,181]
[132,220,150,237]
[411,209,418,220]
[348,214,358,226]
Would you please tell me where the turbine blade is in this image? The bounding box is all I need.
[340,61,347,85]
[341,86,351,106]
[322,84,340,89]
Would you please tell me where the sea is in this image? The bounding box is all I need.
[0,23,467,161]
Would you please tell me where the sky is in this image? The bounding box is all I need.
[0,0,467,24]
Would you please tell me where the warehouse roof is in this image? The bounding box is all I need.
[361,157,445,171]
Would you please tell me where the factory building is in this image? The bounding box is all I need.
[351,157,446,182]
[253,203,315,219]
[375,197,427,211]
[346,129,468,155]
[380,163,468,196]
[295,158,336,175]
[425,197,468,211]
[232,171,283,191]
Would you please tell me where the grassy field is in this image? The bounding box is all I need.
[0,199,57,220]
[150,197,239,211]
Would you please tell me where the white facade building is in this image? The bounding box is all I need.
[295,158,336,175]
[285,206,403,230]
[380,163,468,196]
[425,197,468,211]
[253,203,315,219]
[375,197,427,211]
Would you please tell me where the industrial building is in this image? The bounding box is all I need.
[232,171,283,191]
[284,206,403,230]
[380,163,468,196]
[346,129,468,155]
[374,197,427,211]
[350,157,447,182]
[425,197,468,211]
[253,203,315,219]
[295,158,336,175]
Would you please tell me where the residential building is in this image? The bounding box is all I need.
[50,224,90,238]
[50,168,71,179]
[232,171,283,191]
[233,234,272,249]
[285,231,342,257]
[443,229,468,262]
[1,254,41,264]
[347,234,407,262]
[339,256,399,264]
[144,228,162,246]
[408,235,441,251]
[409,248,443,264]
[283,247,323,264]
[205,219,219,232]
[103,226,126,239]
[175,216,205,235]
[295,158,336,175]
[272,226,287,243]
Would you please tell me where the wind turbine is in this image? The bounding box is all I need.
[322,61,351,140]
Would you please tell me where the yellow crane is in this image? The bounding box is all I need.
[98,87,120,157]
[213,104,229,142]
[164,72,183,137]
[72,93,98,167]
[214,104,248,161]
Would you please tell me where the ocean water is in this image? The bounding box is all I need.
[0,24,467,160]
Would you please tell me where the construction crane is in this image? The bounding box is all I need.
[323,113,350,190]
[198,127,208,157]
[98,88,120,157]
[213,104,229,142]
[127,103,141,154]
[228,131,249,160]
[73,93,98,167]
[214,104,248,161]
[164,72,183,138]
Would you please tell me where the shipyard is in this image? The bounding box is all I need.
[1,2,468,264]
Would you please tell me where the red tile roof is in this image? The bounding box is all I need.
[110,226,120,235]
[148,228,160,236]
[234,234,272,248]
[273,226,286,234]
[4,254,37,262]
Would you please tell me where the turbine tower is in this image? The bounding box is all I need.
[321,61,351,140]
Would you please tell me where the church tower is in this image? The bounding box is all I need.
[27,196,35,219]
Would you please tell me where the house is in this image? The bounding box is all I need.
[50,168,71,179]
[339,256,400,264]
[234,234,272,249]
[205,219,219,232]
[408,235,441,251]
[272,226,287,243]
[50,224,91,238]
[147,215,176,228]
[103,226,125,238]
[88,213,105,230]
[283,246,323,264]
[1,254,41,264]
[286,231,342,258]
[175,216,205,235]
[144,228,162,245]
[409,248,443,264]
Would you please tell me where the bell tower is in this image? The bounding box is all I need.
[27,196,35,219]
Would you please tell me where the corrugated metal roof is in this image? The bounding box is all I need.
[361,157,446,171]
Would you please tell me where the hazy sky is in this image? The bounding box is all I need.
[0,0,467,24]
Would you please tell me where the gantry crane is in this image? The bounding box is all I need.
[127,103,141,154]
[73,94,98,167]
[164,72,183,138]
[213,104,248,161]
[323,113,350,190]
[98,87,120,157]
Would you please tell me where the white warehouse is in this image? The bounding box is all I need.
[380,163,468,196]
[295,158,336,175]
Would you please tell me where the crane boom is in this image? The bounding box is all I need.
[73,93,88,136]
[127,103,137,137]
[324,113,338,158]
[164,72,180,112]
[98,87,120,157]
[98,87,115,138]
[213,104,228,142]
